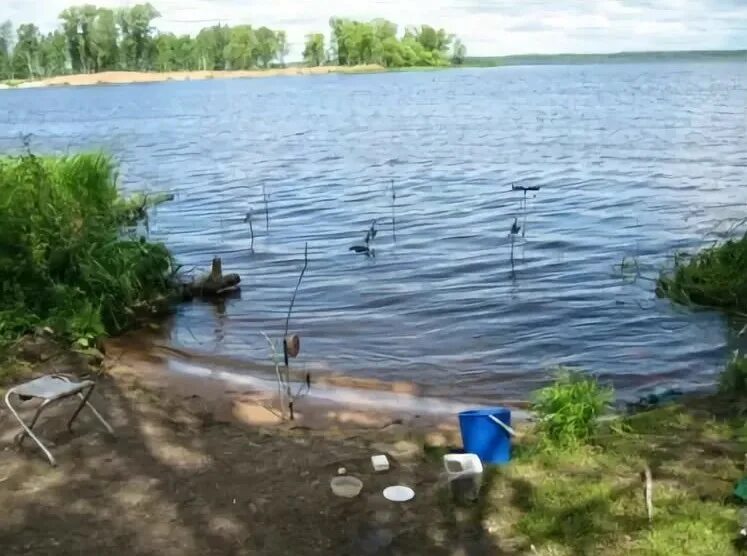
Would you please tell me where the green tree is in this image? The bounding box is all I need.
[39,31,68,76]
[223,25,256,69]
[154,32,177,71]
[117,3,160,70]
[303,33,325,67]
[194,25,229,70]
[254,26,278,68]
[0,20,14,79]
[451,38,466,65]
[59,7,84,72]
[91,8,118,71]
[13,23,42,78]
[276,30,288,66]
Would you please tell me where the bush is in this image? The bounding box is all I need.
[0,150,174,348]
[657,236,747,313]
[532,368,614,448]
[719,351,747,396]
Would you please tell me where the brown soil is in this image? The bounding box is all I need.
[0,351,503,555]
[6,66,386,89]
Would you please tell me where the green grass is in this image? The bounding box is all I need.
[0,150,175,357]
[720,352,747,396]
[657,234,747,313]
[532,368,614,449]
[449,401,747,555]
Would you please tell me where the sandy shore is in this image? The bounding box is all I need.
[0,65,386,90]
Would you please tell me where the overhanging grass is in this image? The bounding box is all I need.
[445,401,746,555]
[657,235,747,313]
[0,151,174,353]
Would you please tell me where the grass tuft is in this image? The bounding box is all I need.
[657,235,747,313]
[532,367,614,449]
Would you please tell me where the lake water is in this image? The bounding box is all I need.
[2,62,746,401]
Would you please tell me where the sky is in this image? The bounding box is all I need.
[4,0,747,60]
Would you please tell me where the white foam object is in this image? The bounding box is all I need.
[383,485,415,502]
[371,454,390,472]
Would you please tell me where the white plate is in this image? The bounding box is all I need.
[383,485,415,502]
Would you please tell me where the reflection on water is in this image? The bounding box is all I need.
[1,62,745,400]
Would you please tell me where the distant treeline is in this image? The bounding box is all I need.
[0,3,467,80]
[464,50,747,67]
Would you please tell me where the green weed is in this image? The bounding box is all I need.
[0,150,175,349]
[532,368,614,449]
[657,235,747,313]
[720,351,747,396]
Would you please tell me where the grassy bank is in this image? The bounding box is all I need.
[657,233,747,314]
[0,150,174,373]
[439,370,747,555]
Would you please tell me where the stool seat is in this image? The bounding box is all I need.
[12,376,93,400]
[4,374,114,466]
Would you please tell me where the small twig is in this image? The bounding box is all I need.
[283,243,309,419]
[261,331,285,419]
[643,465,654,523]
[285,243,309,338]
[262,184,270,232]
[245,209,254,251]
[391,179,396,241]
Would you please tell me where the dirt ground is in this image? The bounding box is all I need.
[0,362,502,556]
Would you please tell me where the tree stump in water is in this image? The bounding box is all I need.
[186,257,241,298]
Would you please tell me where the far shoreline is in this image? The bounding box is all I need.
[0,65,390,90]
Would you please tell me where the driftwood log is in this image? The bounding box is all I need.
[184,257,241,298]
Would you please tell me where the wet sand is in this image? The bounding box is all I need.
[1,66,386,90]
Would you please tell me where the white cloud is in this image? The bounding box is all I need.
[4,0,746,59]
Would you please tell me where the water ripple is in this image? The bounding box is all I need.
[1,62,745,400]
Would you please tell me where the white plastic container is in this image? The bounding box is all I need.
[371,454,390,472]
[443,453,484,502]
[330,476,363,498]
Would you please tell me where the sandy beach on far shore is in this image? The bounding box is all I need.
[0,65,387,90]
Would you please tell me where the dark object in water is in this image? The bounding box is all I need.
[184,257,241,298]
[510,218,521,235]
[349,245,375,257]
[350,219,378,257]
[626,387,683,412]
[512,184,541,192]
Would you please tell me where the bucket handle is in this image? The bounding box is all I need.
[489,414,521,438]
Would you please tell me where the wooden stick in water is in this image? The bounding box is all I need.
[391,179,397,241]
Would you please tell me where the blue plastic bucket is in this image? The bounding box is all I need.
[458,407,512,464]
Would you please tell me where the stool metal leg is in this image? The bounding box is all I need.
[4,390,57,467]
[55,376,114,436]
[67,385,94,432]
[69,384,115,435]
[17,401,48,445]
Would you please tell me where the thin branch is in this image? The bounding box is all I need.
[285,243,309,337]
[245,209,254,251]
[391,179,396,241]
[262,184,270,232]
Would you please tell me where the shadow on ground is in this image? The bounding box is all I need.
[0,371,506,556]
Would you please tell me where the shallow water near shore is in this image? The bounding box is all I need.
[1,61,745,400]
